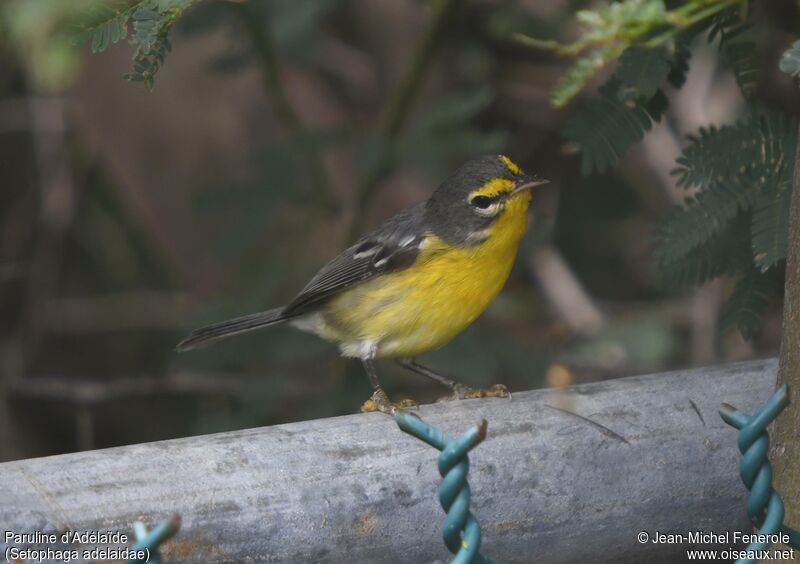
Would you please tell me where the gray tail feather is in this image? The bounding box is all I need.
[176,307,291,351]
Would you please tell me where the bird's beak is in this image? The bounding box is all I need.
[511,175,550,196]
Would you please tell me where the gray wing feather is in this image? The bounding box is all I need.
[282,203,427,316]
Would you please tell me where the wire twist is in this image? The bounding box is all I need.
[395,412,498,564]
[719,383,800,563]
[128,514,181,564]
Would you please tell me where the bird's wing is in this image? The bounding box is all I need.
[282,203,428,317]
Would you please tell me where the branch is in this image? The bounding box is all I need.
[511,0,744,108]
[770,117,800,557]
[527,245,605,336]
[512,0,743,56]
[229,1,336,211]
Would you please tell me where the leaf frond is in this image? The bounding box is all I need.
[562,46,673,175]
[721,268,776,340]
[656,111,796,284]
[614,46,671,101]
[751,179,792,271]
[551,47,618,108]
[708,8,758,98]
[666,31,694,88]
[81,0,199,89]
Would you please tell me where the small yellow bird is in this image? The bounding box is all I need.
[177,155,548,413]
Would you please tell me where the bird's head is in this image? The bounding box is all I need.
[425,154,549,246]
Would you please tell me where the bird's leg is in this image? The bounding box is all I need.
[359,357,417,414]
[397,358,511,401]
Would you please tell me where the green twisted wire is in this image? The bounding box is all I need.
[128,514,181,564]
[395,412,498,564]
[719,383,800,564]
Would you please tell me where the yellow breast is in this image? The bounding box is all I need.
[319,191,531,358]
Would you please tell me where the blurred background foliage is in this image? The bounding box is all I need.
[1,0,798,462]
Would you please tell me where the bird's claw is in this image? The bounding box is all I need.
[360,388,417,414]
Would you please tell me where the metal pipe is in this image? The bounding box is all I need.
[0,359,777,563]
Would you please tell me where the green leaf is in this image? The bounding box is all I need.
[645,88,668,118]
[551,49,609,108]
[655,215,751,288]
[614,47,671,101]
[667,32,694,88]
[91,23,109,53]
[574,0,667,46]
[672,113,796,192]
[726,39,759,96]
[562,75,665,175]
[709,9,758,98]
[721,269,774,340]
[779,40,800,77]
[562,93,644,175]
[560,44,675,175]
[655,187,748,266]
[133,7,161,21]
[655,111,796,289]
[751,180,791,271]
[110,16,123,43]
[126,2,186,89]
[155,0,197,10]
[81,0,200,89]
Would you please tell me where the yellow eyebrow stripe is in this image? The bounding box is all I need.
[470,177,514,198]
[500,155,521,175]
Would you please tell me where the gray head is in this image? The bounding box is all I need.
[424,154,548,245]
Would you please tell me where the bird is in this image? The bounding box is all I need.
[177,154,549,413]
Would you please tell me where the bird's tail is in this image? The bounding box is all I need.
[176,307,291,351]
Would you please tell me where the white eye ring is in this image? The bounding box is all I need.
[469,194,502,217]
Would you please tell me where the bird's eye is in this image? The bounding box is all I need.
[471,195,494,209]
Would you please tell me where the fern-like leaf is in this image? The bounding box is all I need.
[562,89,656,175]
[122,2,192,89]
[751,179,792,271]
[655,110,794,339]
[721,268,775,340]
[81,0,198,89]
[562,46,674,175]
[74,4,130,54]
[654,185,752,266]
[656,111,796,279]
[673,112,795,191]
[667,31,694,88]
[655,215,752,288]
[709,9,758,98]
[614,47,671,100]
[551,48,614,108]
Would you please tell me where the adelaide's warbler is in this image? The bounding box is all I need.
[178,154,548,413]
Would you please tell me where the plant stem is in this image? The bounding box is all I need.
[513,0,744,54]
[510,35,579,55]
[346,0,464,243]
[769,119,800,562]
[644,0,740,47]
[229,1,336,211]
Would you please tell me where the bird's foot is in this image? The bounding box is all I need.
[360,388,417,414]
[437,383,512,402]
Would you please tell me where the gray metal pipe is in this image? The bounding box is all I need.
[0,359,777,563]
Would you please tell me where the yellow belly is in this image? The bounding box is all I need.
[316,194,530,358]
